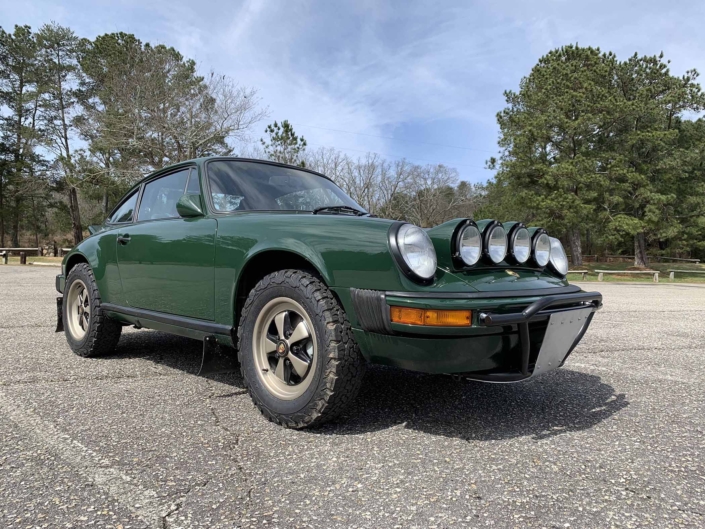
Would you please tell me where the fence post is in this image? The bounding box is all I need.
[1,252,7,265]
[653,272,659,283]
[669,271,675,281]
[19,252,27,265]
[598,272,604,282]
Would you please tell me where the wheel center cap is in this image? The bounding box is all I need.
[276,341,288,357]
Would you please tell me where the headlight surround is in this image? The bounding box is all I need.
[508,224,531,264]
[482,221,507,264]
[390,223,437,282]
[548,237,569,276]
[532,229,551,267]
[454,221,482,266]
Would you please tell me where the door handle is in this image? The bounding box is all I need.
[117,234,131,245]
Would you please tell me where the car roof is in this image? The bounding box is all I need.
[130,156,332,192]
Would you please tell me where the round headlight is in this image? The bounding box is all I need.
[532,231,551,267]
[394,223,437,281]
[485,224,507,264]
[458,224,482,266]
[509,226,531,264]
[549,237,569,276]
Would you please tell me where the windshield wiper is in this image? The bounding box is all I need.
[312,205,369,216]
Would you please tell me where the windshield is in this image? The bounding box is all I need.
[206,160,365,213]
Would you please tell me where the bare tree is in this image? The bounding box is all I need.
[304,146,348,182]
[375,159,412,220]
[162,72,267,162]
[303,146,469,224]
[399,164,461,227]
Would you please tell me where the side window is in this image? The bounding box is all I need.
[109,191,138,224]
[137,169,190,221]
[186,168,201,194]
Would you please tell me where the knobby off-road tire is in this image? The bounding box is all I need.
[238,270,366,428]
[63,263,122,357]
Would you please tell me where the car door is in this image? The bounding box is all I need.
[100,189,140,306]
[116,167,217,320]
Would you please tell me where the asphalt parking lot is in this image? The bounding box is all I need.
[0,266,703,528]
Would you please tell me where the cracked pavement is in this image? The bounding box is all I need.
[0,266,703,528]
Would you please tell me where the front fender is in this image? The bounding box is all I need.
[61,229,122,303]
[242,238,333,286]
[213,214,407,325]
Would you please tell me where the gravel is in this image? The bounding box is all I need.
[0,266,703,528]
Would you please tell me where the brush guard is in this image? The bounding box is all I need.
[464,291,603,383]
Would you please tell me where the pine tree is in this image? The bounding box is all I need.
[260,120,307,167]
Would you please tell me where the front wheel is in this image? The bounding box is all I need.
[63,263,122,357]
[238,270,366,428]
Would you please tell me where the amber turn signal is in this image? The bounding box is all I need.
[389,306,472,327]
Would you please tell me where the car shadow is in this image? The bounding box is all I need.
[109,330,628,442]
[322,366,628,441]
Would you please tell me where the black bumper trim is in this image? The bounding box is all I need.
[351,288,393,334]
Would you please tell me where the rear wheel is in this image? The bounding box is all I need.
[238,270,365,428]
[63,263,122,357]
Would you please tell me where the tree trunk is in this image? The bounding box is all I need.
[0,174,4,247]
[634,232,648,267]
[586,229,592,256]
[567,228,583,266]
[31,197,39,248]
[102,188,109,217]
[67,187,83,245]
[11,196,21,247]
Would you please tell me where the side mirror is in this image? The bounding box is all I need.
[176,194,204,218]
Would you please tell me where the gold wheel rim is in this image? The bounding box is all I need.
[66,279,90,341]
[253,297,317,400]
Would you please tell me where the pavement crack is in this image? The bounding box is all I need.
[204,379,255,516]
[162,479,211,529]
[0,324,56,329]
[0,371,178,387]
[676,506,704,518]
[161,501,182,529]
[214,390,248,398]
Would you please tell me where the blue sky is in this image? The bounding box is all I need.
[3,0,705,182]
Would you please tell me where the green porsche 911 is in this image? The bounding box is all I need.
[56,157,602,428]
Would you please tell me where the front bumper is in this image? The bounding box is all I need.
[56,274,65,294]
[350,288,602,380]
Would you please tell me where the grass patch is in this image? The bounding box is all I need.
[2,256,63,266]
[568,261,705,283]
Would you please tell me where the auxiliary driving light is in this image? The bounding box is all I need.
[532,230,551,267]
